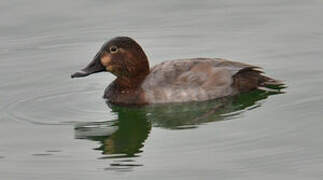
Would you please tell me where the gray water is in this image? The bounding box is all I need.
[1,0,323,179]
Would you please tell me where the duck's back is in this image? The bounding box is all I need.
[141,58,280,103]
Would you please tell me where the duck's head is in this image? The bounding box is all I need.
[71,36,149,79]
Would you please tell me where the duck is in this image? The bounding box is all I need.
[71,36,283,105]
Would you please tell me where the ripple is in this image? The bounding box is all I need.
[46,150,62,153]
[32,153,53,156]
[104,160,143,172]
[110,163,143,167]
[3,89,113,125]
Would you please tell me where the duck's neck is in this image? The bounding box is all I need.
[115,67,150,90]
[115,75,144,90]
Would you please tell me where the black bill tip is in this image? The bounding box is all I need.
[71,71,90,78]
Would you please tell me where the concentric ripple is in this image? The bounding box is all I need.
[3,89,115,125]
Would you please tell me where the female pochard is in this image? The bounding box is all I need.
[71,36,282,105]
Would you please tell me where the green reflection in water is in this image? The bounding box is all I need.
[142,89,282,129]
[75,109,151,157]
[74,89,283,170]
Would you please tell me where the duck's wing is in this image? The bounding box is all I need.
[141,58,278,103]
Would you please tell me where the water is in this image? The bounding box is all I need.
[1,0,323,179]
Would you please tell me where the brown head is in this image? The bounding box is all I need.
[71,37,150,86]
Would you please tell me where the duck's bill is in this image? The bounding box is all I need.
[71,54,105,78]
[71,71,92,78]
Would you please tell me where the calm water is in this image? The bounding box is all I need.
[1,0,323,179]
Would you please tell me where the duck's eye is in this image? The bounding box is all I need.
[109,46,118,53]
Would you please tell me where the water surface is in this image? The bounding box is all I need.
[1,0,323,179]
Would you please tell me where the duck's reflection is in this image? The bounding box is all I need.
[75,108,151,157]
[74,89,282,171]
[142,89,282,129]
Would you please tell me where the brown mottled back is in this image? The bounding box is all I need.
[141,58,281,103]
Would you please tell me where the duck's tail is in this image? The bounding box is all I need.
[233,68,286,93]
[257,75,286,92]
